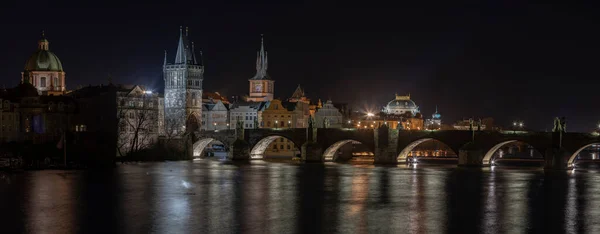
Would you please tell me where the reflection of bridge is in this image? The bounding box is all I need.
[190,126,600,169]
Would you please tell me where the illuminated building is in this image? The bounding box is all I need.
[350,93,424,130]
[201,100,229,131]
[163,27,204,134]
[383,94,419,116]
[424,106,442,130]
[260,99,299,156]
[247,35,274,102]
[314,99,343,128]
[21,32,67,95]
[229,101,268,129]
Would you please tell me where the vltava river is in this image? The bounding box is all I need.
[1,161,600,233]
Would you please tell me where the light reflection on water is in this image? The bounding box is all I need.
[1,162,600,233]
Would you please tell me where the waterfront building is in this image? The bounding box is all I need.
[69,84,159,156]
[0,83,77,143]
[201,100,229,131]
[21,32,67,95]
[314,99,343,128]
[163,27,204,134]
[229,101,268,129]
[260,99,303,156]
[247,35,274,102]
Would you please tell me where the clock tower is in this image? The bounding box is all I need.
[247,34,274,102]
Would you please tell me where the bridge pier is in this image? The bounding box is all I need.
[544,148,571,170]
[373,126,399,164]
[227,139,250,160]
[458,143,485,167]
[301,141,323,162]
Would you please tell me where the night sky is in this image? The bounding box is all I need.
[1,2,599,131]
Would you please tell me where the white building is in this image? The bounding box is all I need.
[116,85,159,156]
[229,101,269,129]
[383,94,420,116]
[201,100,229,130]
[315,99,343,128]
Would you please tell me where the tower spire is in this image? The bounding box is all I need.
[174,26,187,64]
[163,50,167,70]
[191,42,198,64]
[251,34,269,80]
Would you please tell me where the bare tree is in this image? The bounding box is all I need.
[116,90,158,157]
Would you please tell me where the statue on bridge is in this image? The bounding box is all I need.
[553,117,566,133]
[323,117,330,129]
[236,116,244,140]
[552,117,567,148]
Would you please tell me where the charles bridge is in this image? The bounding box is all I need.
[189,125,600,170]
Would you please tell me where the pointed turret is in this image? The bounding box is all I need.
[173,26,198,65]
[251,34,270,80]
[163,50,167,71]
[291,84,304,98]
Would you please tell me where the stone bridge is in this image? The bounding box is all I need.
[191,127,600,169]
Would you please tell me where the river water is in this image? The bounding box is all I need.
[1,160,600,234]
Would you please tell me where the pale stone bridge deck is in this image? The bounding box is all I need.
[191,127,600,169]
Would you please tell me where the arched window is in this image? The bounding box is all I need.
[40,77,47,87]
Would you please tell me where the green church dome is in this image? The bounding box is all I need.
[24,35,64,72]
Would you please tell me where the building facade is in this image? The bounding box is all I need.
[229,101,268,129]
[201,100,229,131]
[69,84,159,156]
[314,99,343,128]
[21,32,67,95]
[424,107,442,130]
[163,27,204,135]
[247,35,274,102]
[383,94,419,116]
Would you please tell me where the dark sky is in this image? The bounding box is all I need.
[1,2,599,131]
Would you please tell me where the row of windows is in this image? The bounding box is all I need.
[38,77,60,88]
[120,100,154,108]
[187,80,201,86]
[231,112,257,116]
[231,116,257,121]
[75,125,87,132]
[265,115,291,118]
[272,144,292,150]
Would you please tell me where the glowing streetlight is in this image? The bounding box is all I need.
[366,112,375,117]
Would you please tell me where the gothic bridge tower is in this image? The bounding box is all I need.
[163,27,204,134]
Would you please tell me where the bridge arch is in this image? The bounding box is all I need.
[322,140,370,162]
[481,140,543,166]
[567,143,600,168]
[397,138,457,163]
[193,138,227,157]
[249,135,301,159]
